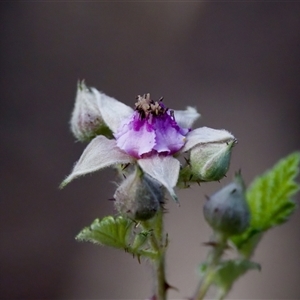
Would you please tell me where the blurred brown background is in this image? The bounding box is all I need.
[1,2,300,300]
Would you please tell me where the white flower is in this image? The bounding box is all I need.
[61,84,236,202]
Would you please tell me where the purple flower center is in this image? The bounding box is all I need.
[114,94,189,158]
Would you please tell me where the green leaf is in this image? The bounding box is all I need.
[212,259,260,292]
[76,216,134,249]
[247,152,299,230]
[131,230,151,252]
[231,228,263,258]
[231,152,300,254]
[133,249,158,261]
[76,216,159,261]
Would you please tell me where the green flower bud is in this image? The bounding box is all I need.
[70,80,111,142]
[189,139,236,182]
[114,169,164,221]
[203,173,250,236]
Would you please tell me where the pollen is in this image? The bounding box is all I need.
[135,94,167,119]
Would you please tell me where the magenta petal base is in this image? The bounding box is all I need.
[115,109,189,158]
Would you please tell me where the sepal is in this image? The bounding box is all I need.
[114,168,164,221]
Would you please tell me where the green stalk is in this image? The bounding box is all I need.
[142,209,167,300]
[194,233,228,300]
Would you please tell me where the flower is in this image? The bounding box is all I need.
[61,83,236,202]
[114,94,189,158]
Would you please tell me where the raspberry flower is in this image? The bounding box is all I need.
[61,82,236,201]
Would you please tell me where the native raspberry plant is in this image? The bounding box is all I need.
[61,81,300,300]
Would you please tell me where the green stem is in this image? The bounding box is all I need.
[194,233,228,300]
[214,288,226,300]
[155,252,167,300]
[142,209,167,300]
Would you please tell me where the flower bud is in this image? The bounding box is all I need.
[70,80,111,142]
[114,169,164,221]
[189,139,236,182]
[203,173,250,236]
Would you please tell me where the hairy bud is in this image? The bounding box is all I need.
[70,80,111,142]
[203,173,250,236]
[189,139,236,182]
[114,169,164,221]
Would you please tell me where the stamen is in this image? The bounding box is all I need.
[135,94,168,118]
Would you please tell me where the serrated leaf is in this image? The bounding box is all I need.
[212,259,260,292]
[247,152,299,230]
[76,216,134,249]
[131,230,151,252]
[231,152,300,255]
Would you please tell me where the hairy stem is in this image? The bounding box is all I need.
[155,252,167,300]
[193,233,228,300]
[142,209,167,300]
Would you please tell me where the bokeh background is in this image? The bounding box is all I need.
[1,2,300,299]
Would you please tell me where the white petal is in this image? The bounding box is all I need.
[181,127,235,152]
[138,155,180,202]
[60,136,133,188]
[173,106,201,128]
[95,89,133,133]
